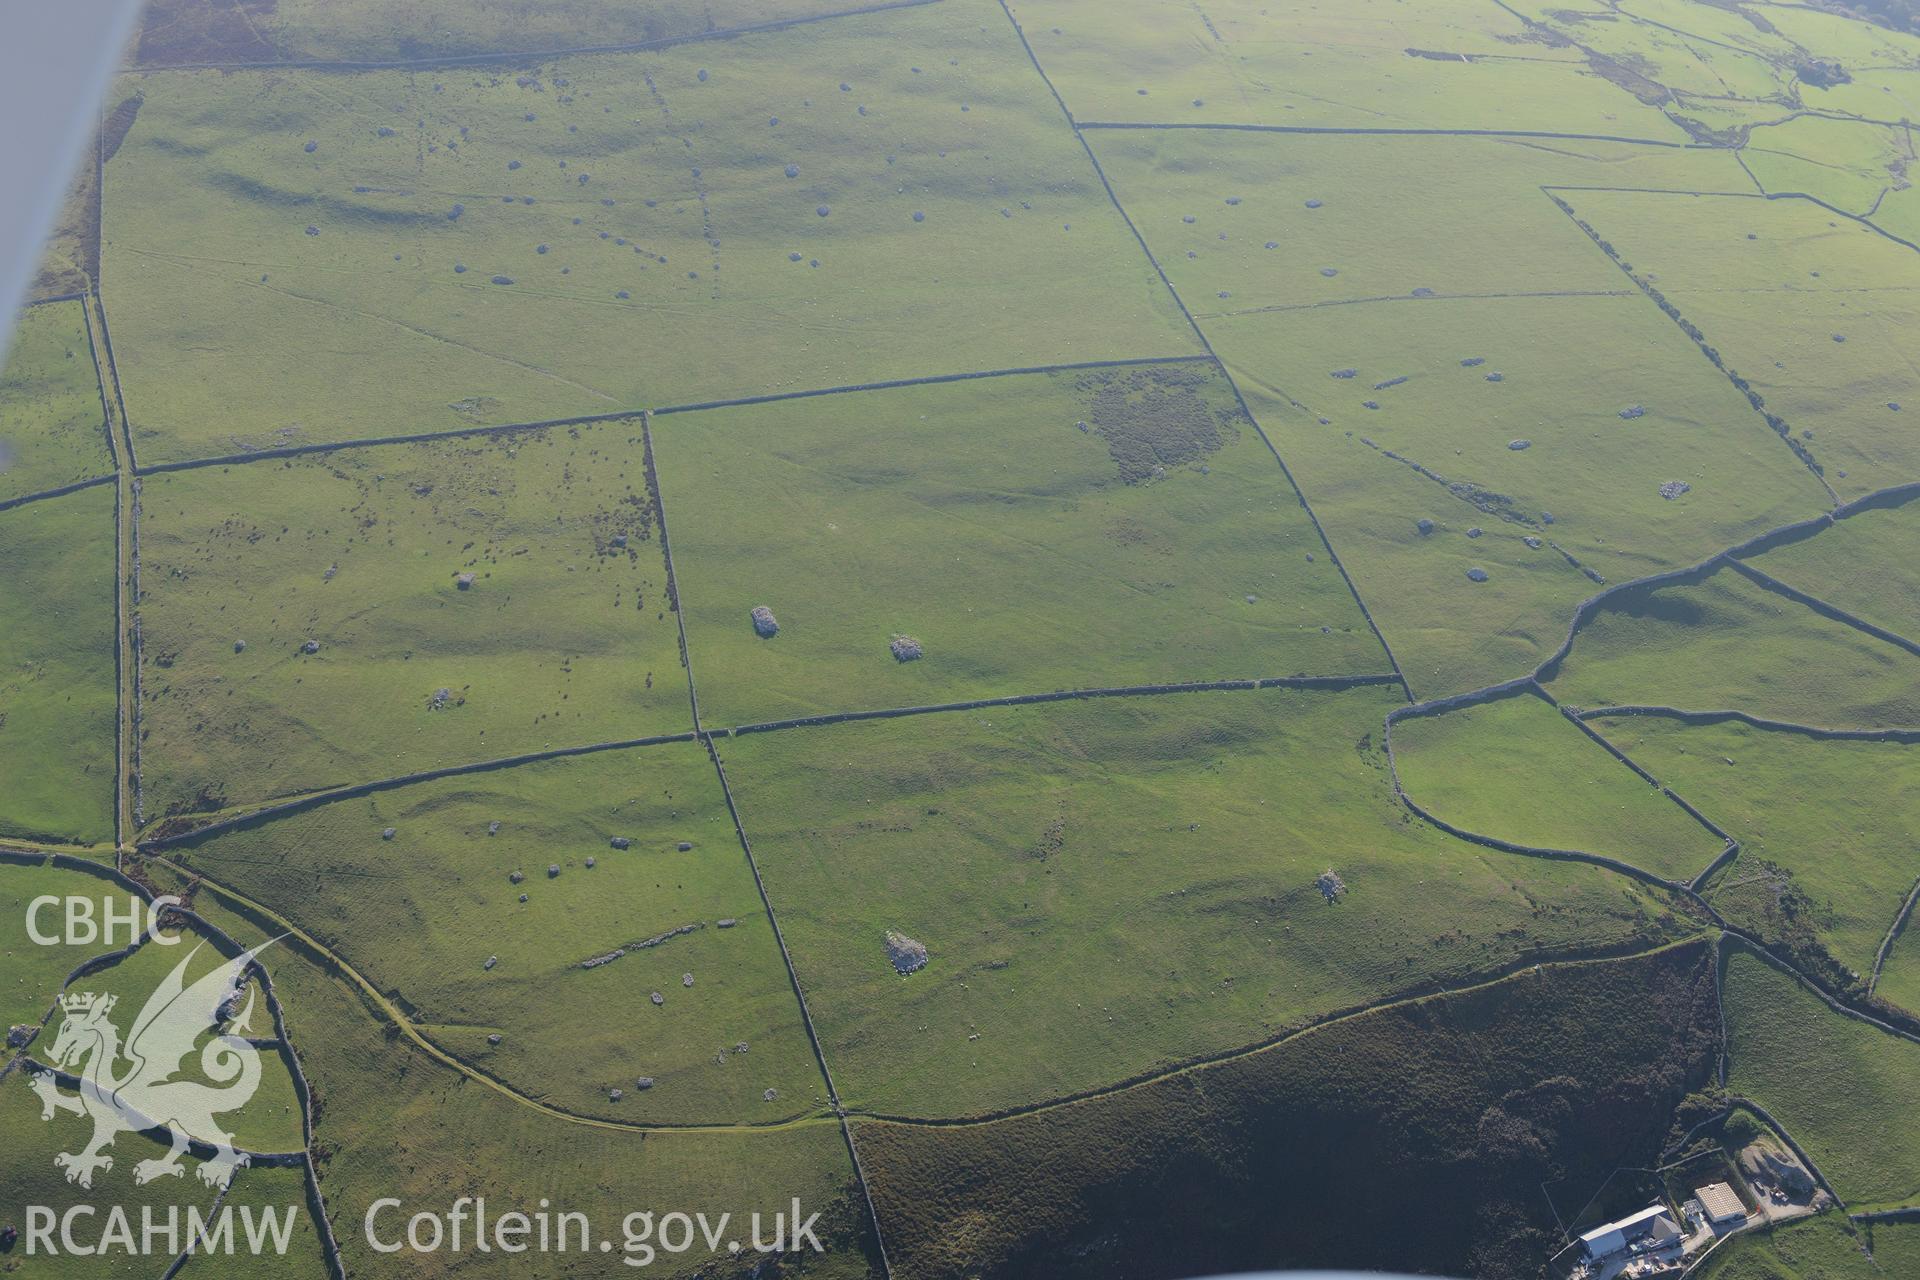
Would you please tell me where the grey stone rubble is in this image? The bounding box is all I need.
[764,1089,778,1102]
[1466,527,1483,539]
[1523,536,1543,549]
[1660,480,1692,500]
[547,864,561,878]
[7,1023,36,1048]
[428,688,452,710]
[885,929,929,974]
[302,640,321,654]
[234,639,247,653]
[636,1077,655,1090]
[578,923,705,970]
[610,837,631,850]
[1330,368,1357,379]
[484,955,497,970]
[455,572,476,589]
[1619,405,1647,420]
[890,634,923,662]
[1467,567,1489,583]
[1461,357,1485,367]
[751,605,779,637]
[1373,375,1409,390]
[487,1033,501,1045]
[585,856,596,868]
[677,841,693,852]
[717,918,738,929]
[609,1088,623,1101]
[1316,870,1347,902]
[650,991,665,1006]
[488,821,501,835]
[509,870,524,884]
[1416,518,1435,535]
[682,972,694,987]
[1508,439,1531,451]
[381,827,397,840]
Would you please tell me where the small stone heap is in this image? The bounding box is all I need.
[889,634,923,663]
[1659,480,1692,500]
[1315,870,1347,903]
[751,606,779,637]
[884,930,929,975]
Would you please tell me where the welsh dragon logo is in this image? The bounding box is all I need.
[29,941,275,1190]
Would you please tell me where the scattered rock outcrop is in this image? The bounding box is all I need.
[889,634,923,662]
[885,929,929,974]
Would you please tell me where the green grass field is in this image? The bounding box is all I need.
[1592,714,1920,986]
[1694,1213,1880,1280]
[654,363,1385,727]
[0,301,113,503]
[1005,0,1691,138]
[0,858,143,1034]
[167,741,827,1126]
[70,920,309,1154]
[173,1164,330,1280]
[102,0,1197,463]
[0,1068,225,1280]
[1393,690,1719,882]
[266,944,878,1279]
[1723,943,1920,1212]
[0,485,119,846]
[719,683,1677,1117]
[133,0,869,65]
[136,423,686,820]
[1547,563,1920,730]
[1560,189,1920,501]
[1754,497,1920,644]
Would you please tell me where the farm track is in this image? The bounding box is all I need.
[28,1,1920,1266]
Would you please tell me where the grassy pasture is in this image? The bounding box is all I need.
[1741,117,1911,215]
[133,0,869,66]
[1215,379,1601,699]
[0,1068,223,1280]
[654,363,1386,728]
[1592,714,1920,986]
[1393,690,1719,882]
[1086,131,1751,317]
[0,485,119,847]
[1547,563,1920,730]
[1693,1213,1879,1280]
[1201,293,1829,578]
[1561,188,1920,500]
[1522,0,1792,108]
[174,1163,330,1280]
[719,683,1677,1117]
[0,859,141,1034]
[1723,943,1920,1212]
[102,0,1196,463]
[1753,496,1920,643]
[70,921,309,1155]
[857,941,1715,1279]
[0,301,113,503]
[1875,929,1920,1036]
[136,423,686,821]
[168,741,827,1126]
[266,947,878,1279]
[1005,0,1690,138]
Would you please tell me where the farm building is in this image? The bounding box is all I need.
[1693,1182,1745,1228]
[1579,1203,1683,1262]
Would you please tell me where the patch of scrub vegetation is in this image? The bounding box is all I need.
[137,423,685,822]
[1694,1212,1879,1280]
[1546,563,1920,731]
[0,301,112,504]
[655,364,1384,728]
[174,1163,331,1280]
[0,858,139,1033]
[165,741,826,1126]
[0,485,118,847]
[1753,495,1920,643]
[135,0,874,66]
[0,1065,224,1280]
[1558,188,1920,501]
[1723,941,1920,1212]
[857,941,1716,1279]
[719,683,1682,1117]
[264,944,880,1279]
[1592,714,1918,995]
[101,0,1196,463]
[1009,0,1690,138]
[1393,689,1720,883]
